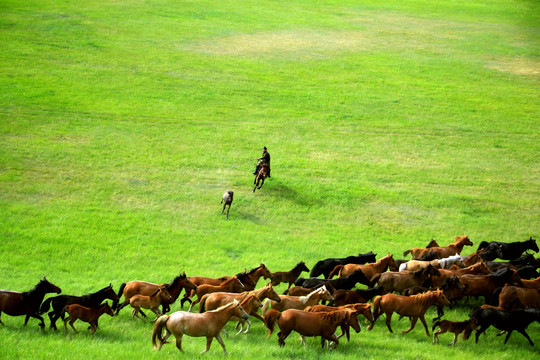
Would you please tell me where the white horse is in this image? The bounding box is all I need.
[436,254,465,269]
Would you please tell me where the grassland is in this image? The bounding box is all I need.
[0,0,539,359]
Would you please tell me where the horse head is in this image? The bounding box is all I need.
[259,264,273,280]
[38,277,62,294]
[298,261,310,273]
[526,237,539,253]
[263,282,281,302]
[231,299,250,320]
[433,289,451,306]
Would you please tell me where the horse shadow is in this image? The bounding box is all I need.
[267,179,313,207]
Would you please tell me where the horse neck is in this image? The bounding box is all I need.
[24,283,50,305]
[375,256,392,271]
[253,286,270,300]
[292,265,304,276]
[413,292,439,309]
[221,277,238,291]
[249,268,264,283]
[304,291,324,305]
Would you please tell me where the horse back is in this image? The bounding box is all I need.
[0,290,29,315]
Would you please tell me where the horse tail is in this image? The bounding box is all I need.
[39,296,54,314]
[198,294,209,313]
[403,249,412,257]
[372,295,383,321]
[263,309,281,337]
[261,299,271,316]
[152,315,170,350]
[328,265,343,279]
[114,283,126,310]
[432,319,441,332]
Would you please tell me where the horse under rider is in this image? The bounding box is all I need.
[253,146,271,177]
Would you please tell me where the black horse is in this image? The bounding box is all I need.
[477,237,538,261]
[310,252,377,279]
[0,278,61,328]
[469,307,540,346]
[39,284,117,330]
[300,269,371,290]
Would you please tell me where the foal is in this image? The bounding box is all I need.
[63,302,114,334]
[129,287,172,321]
[432,319,477,346]
[271,262,310,289]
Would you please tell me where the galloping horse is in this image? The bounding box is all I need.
[495,285,540,310]
[310,252,377,279]
[116,273,197,315]
[152,300,249,354]
[253,160,269,192]
[63,302,114,334]
[300,269,371,290]
[264,308,360,348]
[332,286,386,307]
[221,264,273,291]
[432,318,477,346]
[430,262,490,288]
[470,307,540,346]
[129,287,173,321]
[261,286,334,314]
[0,278,61,328]
[372,265,440,293]
[404,235,473,260]
[188,276,245,312]
[477,237,538,261]
[329,254,398,280]
[459,267,522,303]
[369,289,450,336]
[271,262,310,289]
[306,303,373,341]
[40,284,117,330]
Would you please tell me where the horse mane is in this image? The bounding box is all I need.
[25,279,48,296]
[222,276,240,285]
[320,309,349,323]
[149,288,161,297]
[409,291,440,307]
[293,262,305,271]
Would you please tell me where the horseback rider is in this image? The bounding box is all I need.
[253,146,271,177]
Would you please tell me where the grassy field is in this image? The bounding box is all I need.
[0,0,539,358]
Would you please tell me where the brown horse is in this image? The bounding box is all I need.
[0,278,61,328]
[115,273,197,315]
[63,302,114,334]
[332,286,386,306]
[261,286,334,314]
[369,289,450,336]
[306,303,373,340]
[459,267,522,303]
[229,294,263,334]
[198,282,281,324]
[253,160,269,192]
[372,265,440,293]
[432,318,477,346]
[188,276,245,312]
[329,254,398,280]
[404,235,473,260]
[152,300,249,354]
[430,262,491,288]
[129,287,173,321]
[221,264,273,291]
[271,261,310,289]
[264,308,360,348]
[522,276,540,289]
[497,285,540,309]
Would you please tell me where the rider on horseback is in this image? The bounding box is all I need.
[253,146,271,177]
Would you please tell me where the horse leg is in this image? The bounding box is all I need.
[516,329,534,346]
[0,312,4,326]
[90,322,97,335]
[202,336,214,354]
[278,330,290,347]
[214,334,227,354]
[226,206,230,219]
[402,316,419,334]
[175,334,183,352]
[258,178,265,189]
[325,334,339,349]
[384,312,394,333]
[433,329,441,344]
[450,333,459,346]
[419,315,430,336]
[503,330,514,345]
[26,313,45,328]
[475,325,489,343]
[243,319,252,334]
[69,318,78,333]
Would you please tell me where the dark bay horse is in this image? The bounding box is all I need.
[470,307,540,346]
[477,237,538,261]
[332,286,386,306]
[264,308,361,348]
[253,161,269,192]
[310,252,377,279]
[116,273,197,315]
[63,302,114,334]
[40,284,117,330]
[271,262,310,289]
[0,278,61,328]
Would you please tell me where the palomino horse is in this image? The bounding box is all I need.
[477,237,538,260]
[329,254,398,280]
[403,235,473,260]
[310,252,377,279]
[264,308,361,348]
[63,302,114,334]
[369,289,450,336]
[152,300,249,354]
[0,278,61,328]
[306,303,373,341]
[261,286,334,314]
[198,282,281,325]
[188,276,245,312]
[129,287,172,321]
[372,265,440,293]
[470,307,540,346]
[271,262,310,289]
[253,160,269,192]
[116,273,197,315]
[40,284,117,330]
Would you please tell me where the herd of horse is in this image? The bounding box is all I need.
[1,235,539,353]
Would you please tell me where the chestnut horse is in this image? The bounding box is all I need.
[129,287,172,321]
[188,276,245,312]
[329,254,398,280]
[261,286,334,314]
[0,278,61,328]
[271,262,310,289]
[403,235,473,260]
[459,267,522,303]
[369,289,450,335]
[522,276,540,289]
[152,300,249,354]
[496,285,540,309]
[264,308,360,348]
[306,303,373,340]
[116,273,197,315]
[372,265,440,293]
[430,262,491,288]
[63,302,114,334]
[253,161,269,192]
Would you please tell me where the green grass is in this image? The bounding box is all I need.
[0,0,539,358]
